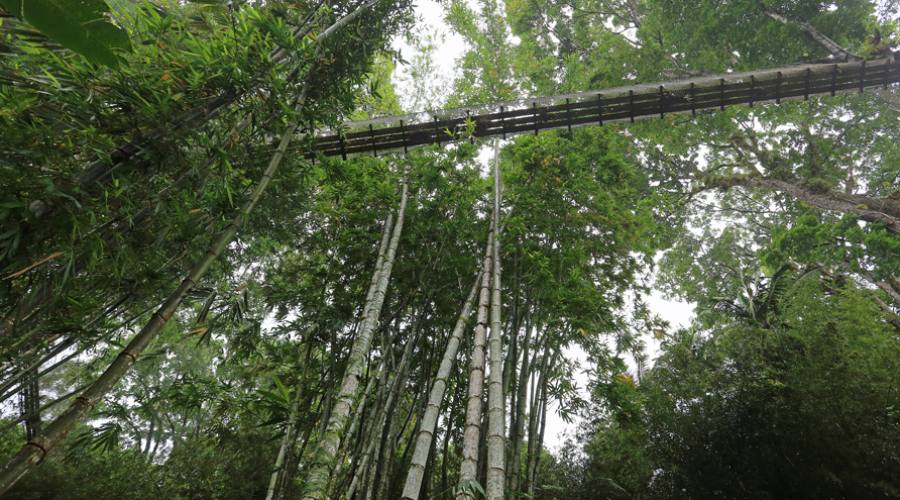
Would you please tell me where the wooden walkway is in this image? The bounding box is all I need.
[309,55,898,159]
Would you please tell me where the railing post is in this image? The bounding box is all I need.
[719,78,725,110]
[749,75,755,107]
[628,90,635,123]
[400,119,408,154]
[804,68,811,100]
[597,94,604,125]
[859,60,866,93]
[831,64,838,97]
[689,83,696,117]
[658,86,665,119]
[775,71,782,104]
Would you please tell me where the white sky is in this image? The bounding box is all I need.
[390,0,697,449]
[392,0,465,110]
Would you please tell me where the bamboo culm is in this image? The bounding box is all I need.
[525,355,551,497]
[373,323,421,500]
[346,321,404,499]
[266,394,304,500]
[457,228,495,499]
[322,207,396,498]
[361,320,419,500]
[485,142,506,500]
[400,270,482,499]
[330,355,386,491]
[329,228,395,500]
[508,317,533,496]
[302,177,409,499]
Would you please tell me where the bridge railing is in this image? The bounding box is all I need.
[307,55,899,159]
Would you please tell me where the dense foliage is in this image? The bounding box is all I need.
[0,0,896,499]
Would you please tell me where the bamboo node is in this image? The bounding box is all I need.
[75,395,95,407]
[25,441,48,462]
[121,350,138,364]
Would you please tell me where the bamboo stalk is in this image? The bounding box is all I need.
[526,355,551,497]
[374,323,421,500]
[325,216,395,497]
[334,218,395,498]
[440,392,458,500]
[345,346,394,499]
[0,383,87,435]
[457,228,495,499]
[329,355,385,492]
[401,270,482,499]
[485,142,506,500]
[266,395,304,500]
[302,176,409,499]
[508,316,534,496]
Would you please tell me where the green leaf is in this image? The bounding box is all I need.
[0,0,131,67]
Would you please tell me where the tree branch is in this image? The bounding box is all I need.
[764,10,859,61]
[707,175,900,235]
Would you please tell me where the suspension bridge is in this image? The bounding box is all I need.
[309,55,899,159]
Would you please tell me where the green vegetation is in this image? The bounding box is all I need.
[0,0,896,499]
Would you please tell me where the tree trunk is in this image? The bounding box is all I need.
[456,228,495,499]
[524,352,548,498]
[526,366,549,498]
[763,10,857,61]
[373,321,422,500]
[304,177,409,499]
[267,395,304,500]
[422,428,436,500]
[876,280,900,305]
[21,368,40,442]
[477,407,489,493]
[402,270,483,499]
[485,144,506,500]
[356,321,405,500]
[710,176,900,235]
[0,339,73,399]
[347,441,373,498]
[508,316,533,497]
[344,343,395,499]
[331,356,385,490]
[142,416,155,457]
[533,381,548,494]
[440,392,458,500]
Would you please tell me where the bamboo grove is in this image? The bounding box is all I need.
[1,0,899,499]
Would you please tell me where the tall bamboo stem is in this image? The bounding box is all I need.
[400,270,482,499]
[457,228,495,498]
[485,142,506,500]
[508,317,533,496]
[302,176,409,499]
[266,394,304,500]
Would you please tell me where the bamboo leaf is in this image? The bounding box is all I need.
[0,0,132,67]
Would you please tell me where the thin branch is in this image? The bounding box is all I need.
[764,10,859,61]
